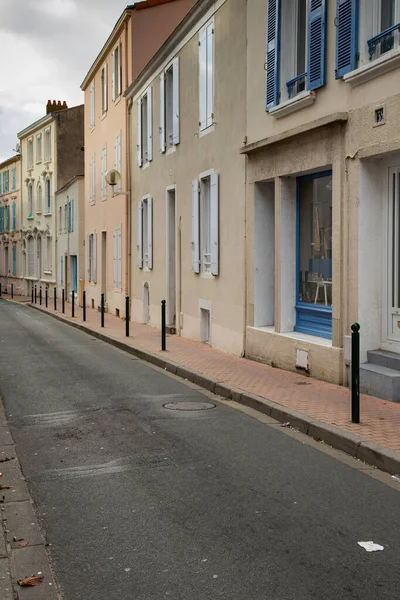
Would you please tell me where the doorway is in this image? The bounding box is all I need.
[71,256,78,295]
[166,188,176,327]
[101,232,107,300]
[386,166,400,349]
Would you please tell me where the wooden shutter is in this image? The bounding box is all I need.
[71,199,74,232]
[12,246,16,276]
[61,256,64,286]
[147,87,153,161]
[90,82,95,127]
[336,0,358,78]
[118,42,122,96]
[172,57,180,145]
[117,228,121,287]
[12,203,16,230]
[147,197,153,270]
[199,28,207,130]
[210,173,219,276]
[307,0,327,90]
[104,64,108,111]
[87,235,91,281]
[137,200,143,268]
[5,170,9,192]
[93,232,97,283]
[206,24,214,128]
[137,99,142,166]
[192,180,200,273]
[112,51,116,102]
[113,229,117,287]
[160,74,166,152]
[266,0,280,110]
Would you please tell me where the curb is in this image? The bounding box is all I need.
[19,301,400,477]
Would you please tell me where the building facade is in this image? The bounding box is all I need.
[242,0,400,398]
[126,0,247,355]
[18,102,84,297]
[55,176,85,303]
[81,0,195,317]
[0,155,21,294]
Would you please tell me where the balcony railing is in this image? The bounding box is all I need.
[368,23,400,60]
[287,72,307,100]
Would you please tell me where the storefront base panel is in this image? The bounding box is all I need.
[246,326,343,385]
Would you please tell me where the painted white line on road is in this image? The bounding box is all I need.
[358,541,384,552]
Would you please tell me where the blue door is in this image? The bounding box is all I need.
[72,256,78,294]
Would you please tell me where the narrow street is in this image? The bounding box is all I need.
[0,301,399,600]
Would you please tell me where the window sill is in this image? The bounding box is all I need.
[142,161,151,170]
[36,210,42,215]
[344,47,400,87]
[101,195,107,202]
[90,125,95,132]
[44,212,52,217]
[43,270,52,275]
[199,124,215,138]
[200,272,215,279]
[269,90,316,119]
[114,95,122,106]
[248,325,333,347]
[36,161,42,165]
[166,145,177,156]
[27,215,34,220]
[101,111,108,121]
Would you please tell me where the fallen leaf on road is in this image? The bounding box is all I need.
[17,575,44,586]
[0,485,12,490]
[19,542,28,548]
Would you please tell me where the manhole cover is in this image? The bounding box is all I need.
[163,401,216,411]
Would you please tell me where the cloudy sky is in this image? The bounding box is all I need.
[0,0,136,163]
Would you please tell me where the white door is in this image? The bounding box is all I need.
[166,189,176,326]
[386,166,400,346]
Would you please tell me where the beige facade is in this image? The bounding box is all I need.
[0,155,22,294]
[126,0,247,355]
[243,0,400,388]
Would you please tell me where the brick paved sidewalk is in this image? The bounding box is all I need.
[4,294,400,466]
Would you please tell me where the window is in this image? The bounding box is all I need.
[11,167,16,190]
[101,64,108,113]
[4,170,9,192]
[44,127,51,161]
[67,199,74,232]
[296,171,332,338]
[37,235,42,279]
[90,81,95,128]
[114,134,121,189]
[266,0,327,108]
[0,206,4,232]
[4,246,8,276]
[12,245,16,276]
[336,0,400,77]
[64,204,68,231]
[137,88,152,166]
[101,148,107,198]
[113,227,122,288]
[37,183,42,212]
[27,237,34,276]
[36,134,42,163]
[12,202,16,230]
[90,156,95,203]
[60,255,64,286]
[192,173,219,275]
[46,237,52,272]
[0,173,3,194]
[28,185,33,216]
[27,137,33,168]
[137,197,153,269]
[59,206,62,232]
[87,233,97,283]
[5,205,9,231]
[199,20,214,131]
[45,179,51,213]
[112,43,122,101]
[160,58,179,152]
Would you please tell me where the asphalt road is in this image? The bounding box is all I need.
[0,301,399,600]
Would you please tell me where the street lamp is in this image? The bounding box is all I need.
[105,169,128,197]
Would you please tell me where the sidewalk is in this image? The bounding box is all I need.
[4,294,400,476]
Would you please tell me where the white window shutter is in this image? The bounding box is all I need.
[147,87,153,161]
[93,232,97,283]
[137,99,142,166]
[159,74,166,153]
[210,172,219,275]
[113,230,117,287]
[87,235,91,281]
[118,43,122,95]
[199,28,207,131]
[192,180,200,273]
[90,83,95,127]
[206,24,214,128]
[117,228,122,287]
[72,199,74,232]
[103,64,108,112]
[172,57,180,145]
[147,197,153,269]
[112,51,115,101]
[137,200,143,268]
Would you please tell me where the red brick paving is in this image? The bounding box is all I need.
[5,295,400,455]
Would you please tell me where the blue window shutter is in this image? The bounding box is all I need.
[12,203,16,230]
[265,0,280,110]
[307,0,327,91]
[336,0,358,78]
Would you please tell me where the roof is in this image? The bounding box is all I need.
[55,174,84,195]
[0,154,21,170]
[17,104,84,140]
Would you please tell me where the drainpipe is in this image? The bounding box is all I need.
[125,18,132,300]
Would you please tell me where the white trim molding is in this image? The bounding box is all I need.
[344,47,400,87]
[269,91,316,119]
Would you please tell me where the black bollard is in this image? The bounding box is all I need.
[54,288,57,311]
[39,287,42,306]
[34,286,37,304]
[161,299,166,351]
[0,283,2,297]
[45,287,48,308]
[83,291,86,322]
[11,283,13,299]
[101,293,105,327]
[31,287,34,303]
[125,296,130,337]
[62,289,65,314]
[72,291,75,317]
[351,322,360,424]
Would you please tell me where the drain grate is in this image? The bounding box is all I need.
[163,401,216,411]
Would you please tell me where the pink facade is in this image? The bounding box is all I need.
[0,155,22,294]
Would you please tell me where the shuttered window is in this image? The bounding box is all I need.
[90,82,95,127]
[90,156,95,203]
[336,0,358,77]
[160,58,179,152]
[137,88,153,166]
[199,20,214,131]
[113,227,122,288]
[12,167,16,191]
[137,197,153,270]
[101,64,108,113]
[12,203,16,230]
[12,245,16,277]
[192,173,219,276]
[114,134,121,189]
[101,148,107,198]
[5,205,9,231]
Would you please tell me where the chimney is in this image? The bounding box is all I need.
[46,100,68,114]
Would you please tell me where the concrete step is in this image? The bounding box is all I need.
[360,362,400,402]
[367,349,400,371]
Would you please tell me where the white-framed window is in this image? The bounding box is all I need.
[46,236,52,272]
[64,204,68,231]
[266,0,327,108]
[112,43,122,101]
[101,147,107,198]
[192,172,219,275]
[28,184,33,216]
[87,232,97,283]
[137,196,153,269]
[199,19,214,131]
[113,226,122,288]
[159,57,179,152]
[90,81,95,128]
[27,137,33,168]
[114,133,121,189]
[45,178,51,214]
[37,235,42,279]
[27,237,34,276]
[59,206,62,232]
[137,87,153,166]
[90,156,95,203]
[44,127,51,162]
[60,255,64,286]
[101,63,108,113]
[37,182,42,212]
[36,134,42,163]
